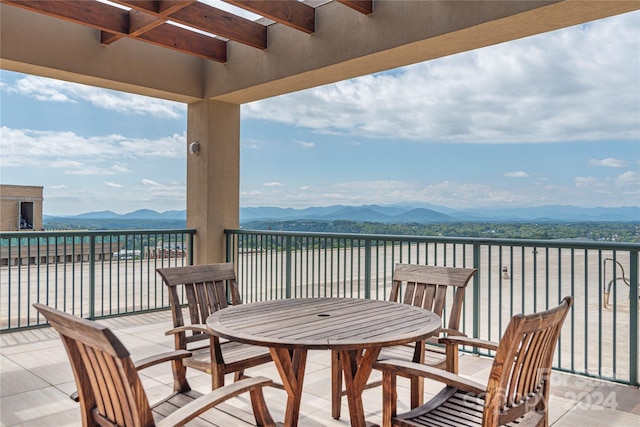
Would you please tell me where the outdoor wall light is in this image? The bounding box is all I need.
[188,141,200,154]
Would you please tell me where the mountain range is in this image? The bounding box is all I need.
[46,204,640,223]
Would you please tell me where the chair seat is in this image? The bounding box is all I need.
[378,343,446,369]
[186,341,273,373]
[395,386,544,427]
[152,389,262,426]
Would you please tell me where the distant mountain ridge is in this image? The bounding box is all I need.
[45,204,640,223]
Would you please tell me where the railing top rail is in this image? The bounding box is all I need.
[0,229,197,239]
[226,228,640,251]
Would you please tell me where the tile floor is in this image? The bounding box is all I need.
[1,310,639,426]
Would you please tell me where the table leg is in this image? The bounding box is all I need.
[339,347,381,427]
[269,347,308,427]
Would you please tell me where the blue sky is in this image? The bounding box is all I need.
[1,11,639,216]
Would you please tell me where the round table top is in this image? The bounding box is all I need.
[206,297,441,350]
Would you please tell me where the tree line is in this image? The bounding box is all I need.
[242,220,640,243]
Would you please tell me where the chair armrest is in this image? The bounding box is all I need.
[165,324,210,336]
[134,350,192,371]
[439,336,499,352]
[376,359,485,395]
[437,328,466,337]
[426,328,466,345]
[156,376,275,427]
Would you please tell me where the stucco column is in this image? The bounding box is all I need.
[187,100,240,264]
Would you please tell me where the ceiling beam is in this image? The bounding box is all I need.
[138,23,227,61]
[109,0,267,49]
[224,0,315,33]
[170,2,267,49]
[338,0,373,15]
[2,0,128,32]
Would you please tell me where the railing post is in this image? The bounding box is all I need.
[472,242,481,353]
[224,231,231,263]
[285,236,292,299]
[364,239,372,299]
[189,231,195,266]
[89,235,96,320]
[630,250,638,386]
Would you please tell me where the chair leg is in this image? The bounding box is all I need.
[172,357,191,393]
[234,370,245,382]
[410,375,424,409]
[331,350,342,419]
[445,343,459,374]
[249,387,276,427]
[212,366,225,390]
[382,370,397,427]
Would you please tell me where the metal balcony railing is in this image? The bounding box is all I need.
[225,229,639,387]
[1,228,637,387]
[0,229,195,330]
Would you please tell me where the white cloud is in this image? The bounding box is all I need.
[105,182,123,188]
[243,12,639,144]
[615,171,639,186]
[297,141,315,148]
[0,127,185,169]
[263,182,284,187]
[589,158,630,168]
[504,171,529,178]
[3,75,185,119]
[141,179,161,186]
[575,176,598,187]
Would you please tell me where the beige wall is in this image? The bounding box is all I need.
[0,185,44,231]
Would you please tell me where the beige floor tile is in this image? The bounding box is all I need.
[4,348,73,387]
[556,404,640,427]
[0,387,77,426]
[0,367,49,398]
[11,407,81,427]
[0,356,22,373]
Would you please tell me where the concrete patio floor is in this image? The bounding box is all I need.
[1,310,639,426]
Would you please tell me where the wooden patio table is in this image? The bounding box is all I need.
[206,297,441,427]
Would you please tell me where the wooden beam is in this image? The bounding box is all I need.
[158,0,198,15]
[115,0,267,49]
[224,0,315,34]
[110,0,196,17]
[101,9,166,46]
[338,0,373,15]
[1,0,226,62]
[129,10,165,36]
[2,0,128,33]
[137,22,227,62]
[171,2,267,49]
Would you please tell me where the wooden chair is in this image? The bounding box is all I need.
[331,263,477,418]
[378,296,574,427]
[157,263,275,390]
[33,303,275,427]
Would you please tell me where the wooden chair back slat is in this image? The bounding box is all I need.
[34,303,155,427]
[488,296,573,426]
[157,263,241,351]
[390,264,477,330]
